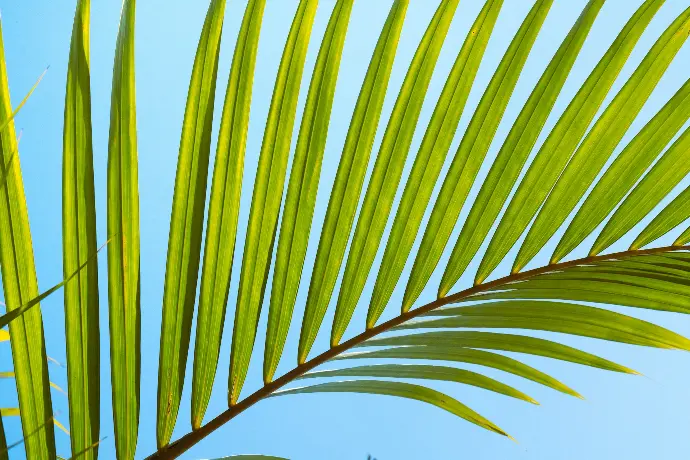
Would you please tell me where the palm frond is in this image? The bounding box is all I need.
[5,1,690,458]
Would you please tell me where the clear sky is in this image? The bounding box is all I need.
[1,0,690,459]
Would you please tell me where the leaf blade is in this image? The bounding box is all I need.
[331,0,461,345]
[157,0,227,447]
[477,0,664,284]
[298,364,538,404]
[265,0,355,383]
[404,0,555,306]
[0,17,55,460]
[273,380,510,438]
[230,0,319,404]
[517,7,690,271]
[107,0,141,458]
[298,0,409,364]
[368,0,504,326]
[192,0,267,429]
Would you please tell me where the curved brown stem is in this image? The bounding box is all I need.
[146,244,688,459]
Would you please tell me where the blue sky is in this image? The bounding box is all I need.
[1,0,690,458]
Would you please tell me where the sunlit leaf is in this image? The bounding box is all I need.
[0,16,55,460]
[106,0,140,457]
[230,0,319,405]
[265,0,355,383]
[273,380,510,437]
[332,0,461,345]
[192,0,267,430]
[299,0,410,364]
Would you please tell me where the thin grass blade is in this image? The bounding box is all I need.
[298,0,409,364]
[191,0,266,429]
[367,0,504,327]
[331,0,460,346]
[229,0,319,404]
[157,0,227,447]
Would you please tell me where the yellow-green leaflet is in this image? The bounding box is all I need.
[360,331,636,374]
[298,364,538,404]
[0,17,55,460]
[516,7,690,272]
[632,185,690,250]
[476,0,664,284]
[265,0,354,383]
[335,346,579,397]
[438,0,605,296]
[331,0,460,346]
[555,80,690,261]
[298,0,409,364]
[675,228,690,246]
[592,128,690,254]
[107,0,140,458]
[0,329,7,342]
[367,0,504,327]
[273,380,510,438]
[412,300,690,349]
[192,0,266,429]
[158,0,226,447]
[229,0,318,405]
[63,0,100,458]
[404,0,553,308]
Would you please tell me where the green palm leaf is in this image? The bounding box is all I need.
[157,0,227,447]
[273,380,510,438]
[439,0,605,296]
[265,0,355,384]
[555,78,690,261]
[298,364,538,404]
[331,0,460,346]
[514,7,690,272]
[107,0,140,458]
[62,1,100,458]
[477,0,664,283]
[335,346,579,397]
[632,185,690,250]
[192,0,266,430]
[405,0,553,306]
[368,0,504,326]
[409,300,690,349]
[230,0,319,405]
[298,0,410,364]
[0,16,55,460]
[359,331,636,374]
